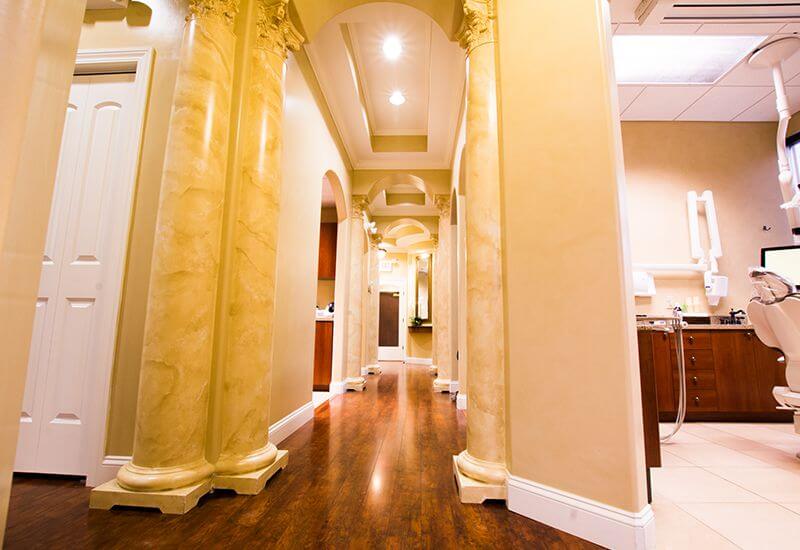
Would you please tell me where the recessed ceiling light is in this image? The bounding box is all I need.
[613,35,766,84]
[389,91,406,106]
[383,36,402,60]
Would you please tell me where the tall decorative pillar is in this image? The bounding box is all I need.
[92,0,240,512]
[344,196,369,391]
[213,0,302,494]
[433,195,452,393]
[453,0,508,502]
[364,236,382,375]
[429,236,439,375]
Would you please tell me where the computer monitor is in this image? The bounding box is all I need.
[761,245,800,286]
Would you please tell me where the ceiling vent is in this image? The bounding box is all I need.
[637,0,800,24]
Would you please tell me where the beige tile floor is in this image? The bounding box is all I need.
[654,422,800,549]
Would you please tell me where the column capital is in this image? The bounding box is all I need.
[369,233,382,248]
[456,0,495,54]
[434,194,451,217]
[189,0,240,26]
[351,194,369,219]
[431,235,439,248]
[255,0,304,56]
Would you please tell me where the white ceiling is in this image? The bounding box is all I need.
[304,2,465,169]
[610,1,800,121]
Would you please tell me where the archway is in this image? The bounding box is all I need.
[312,170,349,404]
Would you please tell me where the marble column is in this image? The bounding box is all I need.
[454,0,508,497]
[363,237,382,375]
[433,195,452,393]
[116,0,239,493]
[213,0,301,492]
[344,196,368,391]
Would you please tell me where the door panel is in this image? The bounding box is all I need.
[15,73,136,475]
[379,292,400,346]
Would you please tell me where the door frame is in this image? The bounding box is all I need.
[73,48,153,487]
[378,278,406,361]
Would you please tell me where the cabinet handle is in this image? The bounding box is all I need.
[688,336,695,344]
[690,355,696,364]
[745,332,752,338]
[694,396,700,405]
[691,376,699,385]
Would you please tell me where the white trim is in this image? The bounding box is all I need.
[80,47,154,488]
[449,380,459,394]
[456,393,467,410]
[507,475,655,550]
[405,356,433,365]
[95,455,132,483]
[269,401,314,445]
[329,380,346,395]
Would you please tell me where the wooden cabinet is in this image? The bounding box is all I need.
[313,321,333,391]
[318,223,337,280]
[643,328,791,421]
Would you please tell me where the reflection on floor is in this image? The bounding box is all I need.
[312,390,331,409]
[654,422,800,549]
[3,364,596,548]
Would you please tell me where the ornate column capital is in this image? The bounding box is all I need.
[431,235,439,249]
[255,0,304,57]
[456,0,495,54]
[369,233,382,248]
[434,194,451,217]
[189,0,240,26]
[351,194,369,219]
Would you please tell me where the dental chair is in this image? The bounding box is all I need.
[748,269,800,452]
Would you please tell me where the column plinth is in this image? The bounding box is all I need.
[453,0,508,498]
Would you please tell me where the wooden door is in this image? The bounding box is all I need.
[712,331,759,412]
[651,331,676,412]
[15,73,137,475]
[379,292,400,347]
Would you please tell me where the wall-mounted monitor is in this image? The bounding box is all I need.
[761,245,800,286]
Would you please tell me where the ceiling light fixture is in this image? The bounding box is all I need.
[613,34,766,84]
[389,91,406,106]
[382,36,402,60]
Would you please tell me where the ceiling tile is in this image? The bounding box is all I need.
[678,86,773,121]
[618,85,643,113]
[735,86,800,121]
[695,23,784,35]
[622,86,710,121]
[615,23,701,34]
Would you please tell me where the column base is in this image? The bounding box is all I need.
[453,455,506,504]
[345,376,366,391]
[365,364,382,375]
[429,365,438,375]
[89,478,212,514]
[433,378,451,393]
[456,393,467,410]
[213,449,288,495]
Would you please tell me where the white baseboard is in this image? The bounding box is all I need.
[269,401,314,445]
[456,393,467,410]
[507,475,655,550]
[404,356,432,365]
[89,454,132,487]
[449,380,460,394]
[329,380,345,395]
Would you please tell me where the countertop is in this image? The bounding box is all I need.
[636,323,753,331]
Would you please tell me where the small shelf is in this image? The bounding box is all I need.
[408,325,432,332]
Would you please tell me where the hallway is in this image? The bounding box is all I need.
[4,364,595,549]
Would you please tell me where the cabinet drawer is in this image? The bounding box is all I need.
[687,390,718,411]
[683,331,712,350]
[684,349,715,370]
[683,370,716,390]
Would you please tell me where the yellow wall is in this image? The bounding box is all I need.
[496,0,647,513]
[80,0,187,455]
[623,122,791,316]
[270,53,351,423]
[407,331,432,359]
[80,2,350,454]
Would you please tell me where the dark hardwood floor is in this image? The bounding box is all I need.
[4,364,597,549]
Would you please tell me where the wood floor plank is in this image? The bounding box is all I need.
[4,364,599,549]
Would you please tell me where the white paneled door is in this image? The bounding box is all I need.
[15,73,137,476]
